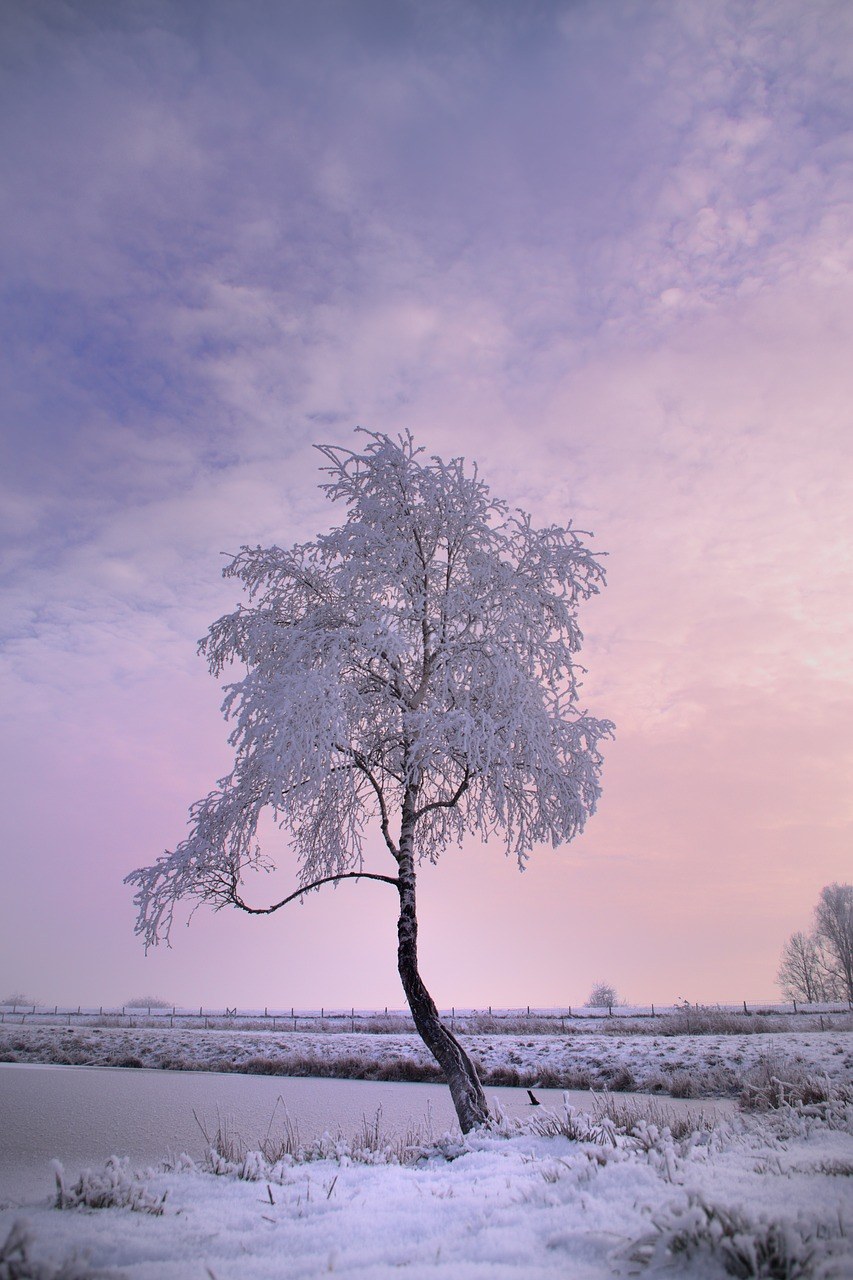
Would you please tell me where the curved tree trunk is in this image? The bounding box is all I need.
[396,808,489,1133]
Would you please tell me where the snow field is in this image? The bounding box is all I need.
[1,1027,851,1275]
[2,1099,852,1278]
[2,1024,852,1097]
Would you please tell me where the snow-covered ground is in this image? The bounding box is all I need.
[1,1091,852,1278]
[1,1026,851,1276]
[2,1023,852,1097]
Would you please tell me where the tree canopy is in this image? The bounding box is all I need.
[126,431,613,1130]
[128,431,612,945]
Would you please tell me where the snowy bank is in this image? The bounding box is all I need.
[1,1090,851,1278]
[2,1024,851,1099]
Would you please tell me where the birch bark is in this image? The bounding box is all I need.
[396,793,488,1132]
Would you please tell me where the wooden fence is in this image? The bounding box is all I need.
[1,1000,849,1030]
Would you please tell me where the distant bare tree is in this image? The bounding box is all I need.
[776,883,853,1005]
[814,883,853,1004]
[585,981,619,1008]
[776,931,827,1003]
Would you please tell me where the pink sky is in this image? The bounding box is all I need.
[1,1,851,1009]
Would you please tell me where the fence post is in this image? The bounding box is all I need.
[743,1000,748,1014]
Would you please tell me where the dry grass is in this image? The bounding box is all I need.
[739,1054,853,1113]
[195,1099,438,1175]
[53,1158,167,1216]
[0,1220,109,1279]
[623,1193,852,1276]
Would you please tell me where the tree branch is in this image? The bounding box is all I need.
[413,768,471,821]
[228,871,400,916]
[337,745,399,858]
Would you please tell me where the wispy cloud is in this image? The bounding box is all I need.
[1,0,851,1005]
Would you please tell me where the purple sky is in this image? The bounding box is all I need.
[2,0,851,1010]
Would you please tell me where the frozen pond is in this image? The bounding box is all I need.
[0,1062,736,1204]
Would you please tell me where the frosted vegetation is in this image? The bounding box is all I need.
[126,432,613,1132]
[3,1023,852,1101]
[2,1075,851,1278]
[778,883,853,1004]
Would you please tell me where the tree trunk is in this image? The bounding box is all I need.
[396,811,489,1133]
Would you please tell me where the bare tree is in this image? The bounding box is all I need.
[776,931,827,1003]
[126,431,612,1132]
[585,981,619,1008]
[814,883,853,1004]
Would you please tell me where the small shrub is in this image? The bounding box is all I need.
[623,1194,853,1277]
[605,1065,636,1092]
[739,1055,846,1112]
[525,1103,618,1147]
[53,1158,166,1216]
[585,982,620,1009]
[485,1065,522,1087]
[668,1070,698,1098]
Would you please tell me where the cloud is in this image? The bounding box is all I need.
[1,0,851,1004]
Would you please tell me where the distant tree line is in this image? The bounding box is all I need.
[777,883,853,1004]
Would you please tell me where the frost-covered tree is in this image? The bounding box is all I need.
[584,981,619,1009]
[814,883,853,1004]
[776,883,853,1006]
[126,431,612,1131]
[776,931,828,1004]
